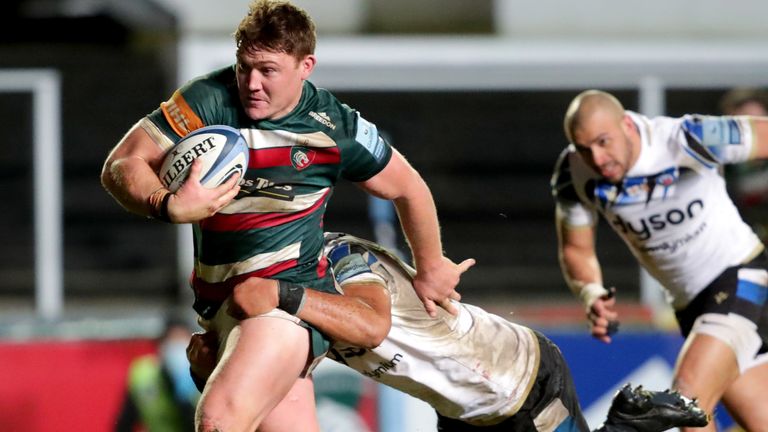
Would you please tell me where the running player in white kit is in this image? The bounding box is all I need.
[188,233,708,431]
[551,89,768,431]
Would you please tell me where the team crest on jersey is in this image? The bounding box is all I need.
[290,146,316,171]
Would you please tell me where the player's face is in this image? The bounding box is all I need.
[572,112,637,183]
[236,48,316,121]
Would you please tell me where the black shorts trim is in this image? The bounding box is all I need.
[675,253,768,351]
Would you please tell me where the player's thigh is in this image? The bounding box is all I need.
[202,313,311,420]
[258,377,319,432]
[218,314,310,394]
[721,361,768,431]
[674,332,739,411]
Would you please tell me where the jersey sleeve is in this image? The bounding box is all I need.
[337,112,394,182]
[327,242,387,288]
[145,67,235,143]
[680,114,755,165]
[551,148,597,228]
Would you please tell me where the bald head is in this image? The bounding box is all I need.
[562,90,640,182]
[564,90,626,144]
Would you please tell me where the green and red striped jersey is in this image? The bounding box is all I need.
[144,66,393,318]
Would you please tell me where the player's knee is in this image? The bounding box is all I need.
[197,392,260,432]
[196,417,223,432]
[672,368,718,412]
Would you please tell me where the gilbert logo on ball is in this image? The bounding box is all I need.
[159,125,249,192]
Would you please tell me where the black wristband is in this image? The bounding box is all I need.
[278,280,307,315]
[157,192,172,222]
[148,188,173,223]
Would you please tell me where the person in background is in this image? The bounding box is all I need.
[552,89,768,431]
[115,316,198,432]
[720,87,768,117]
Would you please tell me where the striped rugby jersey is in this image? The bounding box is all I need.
[143,66,393,318]
[552,111,763,309]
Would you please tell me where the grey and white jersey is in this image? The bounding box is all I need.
[323,234,539,426]
[552,111,764,309]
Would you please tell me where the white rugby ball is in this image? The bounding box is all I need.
[159,125,249,193]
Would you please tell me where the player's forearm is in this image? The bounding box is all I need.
[559,244,602,295]
[298,288,390,349]
[101,155,166,217]
[749,117,768,159]
[558,243,610,314]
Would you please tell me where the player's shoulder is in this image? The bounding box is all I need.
[635,111,691,145]
[551,145,581,187]
[551,145,599,204]
[325,233,375,262]
[323,233,390,287]
[179,66,239,105]
[298,82,359,136]
[155,66,241,137]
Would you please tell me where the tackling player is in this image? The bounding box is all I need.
[551,89,768,431]
[189,233,709,431]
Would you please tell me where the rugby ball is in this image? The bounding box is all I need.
[159,125,249,193]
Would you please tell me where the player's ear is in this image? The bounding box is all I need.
[299,54,316,79]
[620,114,635,135]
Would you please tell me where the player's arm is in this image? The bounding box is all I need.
[556,213,618,343]
[684,115,768,163]
[228,277,392,349]
[556,214,602,296]
[358,149,475,317]
[101,122,168,217]
[746,117,768,159]
[101,121,240,223]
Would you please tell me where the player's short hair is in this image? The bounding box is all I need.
[235,0,316,60]
[563,89,625,143]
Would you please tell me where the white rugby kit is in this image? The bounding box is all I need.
[323,235,545,427]
[552,111,768,372]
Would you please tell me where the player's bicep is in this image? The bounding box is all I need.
[559,222,596,253]
[107,119,169,171]
[357,149,417,200]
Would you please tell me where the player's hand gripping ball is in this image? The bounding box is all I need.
[159,125,249,192]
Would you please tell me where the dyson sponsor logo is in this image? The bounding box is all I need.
[611,199,704,241]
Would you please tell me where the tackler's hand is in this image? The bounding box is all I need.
[186,330,219,388]
[413,257,475,317]
[580,284,620,343]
